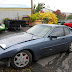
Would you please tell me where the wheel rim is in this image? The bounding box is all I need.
[70,43,72,51]
[20,25,22,29]
[14,52,29,67]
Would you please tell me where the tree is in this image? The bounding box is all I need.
[33,3,45,14]
[53,10,66,20]
[33,4,37,14]
[67,14,72,20]
[30,12,58,24]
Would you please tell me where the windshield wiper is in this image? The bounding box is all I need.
[29,33,34,35]
[26,32,34,35]
[26,32,40,37]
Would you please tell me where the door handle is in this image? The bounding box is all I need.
[62,38,65,40]
[49,49,52,51]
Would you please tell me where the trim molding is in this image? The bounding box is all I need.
[0,8,31,11]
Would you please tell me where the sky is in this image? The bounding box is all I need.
[0,0,72,13]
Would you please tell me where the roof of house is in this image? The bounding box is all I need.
[0,4,31,8]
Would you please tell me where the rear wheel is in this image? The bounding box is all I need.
[11,50,32,69]
[68,42,72,52]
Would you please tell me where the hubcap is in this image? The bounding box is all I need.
[14,52,29,67]
[70,43,72,51]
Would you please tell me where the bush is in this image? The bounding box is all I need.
[42,18,50,24]
[2,18,10,23]
[30,12,58,24]
[67,14,72,20]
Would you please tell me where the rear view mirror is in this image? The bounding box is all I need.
[48,36,57,40]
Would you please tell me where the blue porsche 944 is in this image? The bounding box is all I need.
[0,24,72,69]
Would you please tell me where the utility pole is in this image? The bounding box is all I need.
[31,0,33,15]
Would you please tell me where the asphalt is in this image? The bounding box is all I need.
[0,27,72,72]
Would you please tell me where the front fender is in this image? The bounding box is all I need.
[0,39,43,60]
[0,45,37,59]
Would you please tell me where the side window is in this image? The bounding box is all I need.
[64,28,70,35]
[50,27,64,37]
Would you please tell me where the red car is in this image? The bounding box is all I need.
[64,22,72,28]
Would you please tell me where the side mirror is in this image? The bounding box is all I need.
[48,36,57,40]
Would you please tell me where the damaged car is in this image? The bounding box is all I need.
[0,24,72,69]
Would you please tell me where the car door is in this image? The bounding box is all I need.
[40,27,67,56]
[63,27,71,50]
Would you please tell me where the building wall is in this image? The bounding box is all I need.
[0,8,31,23]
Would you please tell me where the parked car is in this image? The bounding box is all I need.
[0,24,72,69]
[0,24,5,31]
[64,22,72,28]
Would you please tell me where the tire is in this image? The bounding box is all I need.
[14,25,22,31]
[18,25,22,30]
[68,42,72,52]
[11,50,32,69]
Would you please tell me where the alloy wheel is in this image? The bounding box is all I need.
[14,52,29,67]
[69,43,72,52]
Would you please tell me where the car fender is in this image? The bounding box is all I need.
[0,38,45,60]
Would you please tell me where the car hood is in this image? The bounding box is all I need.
[0,32,40,48]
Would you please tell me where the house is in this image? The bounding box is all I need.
[0,4,31,23]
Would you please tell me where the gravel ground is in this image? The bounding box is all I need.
[0,27,30,38]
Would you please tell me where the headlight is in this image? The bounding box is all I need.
[0,44,6,49]
[0,26,3,29]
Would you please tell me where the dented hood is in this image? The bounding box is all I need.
[0,32,40,48]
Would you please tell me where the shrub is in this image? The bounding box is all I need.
[30,12,58,24]
[2,18,10,23]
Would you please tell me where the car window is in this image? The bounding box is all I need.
[26,25,52,37]
[50,27,64,37]
[64,27,70,35]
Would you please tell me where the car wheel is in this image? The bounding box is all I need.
[11,50,32,69]
[68,42,72,52]
[19,25,22,30]
[17,25,22,30]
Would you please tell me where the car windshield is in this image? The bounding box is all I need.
[26,25,51,37]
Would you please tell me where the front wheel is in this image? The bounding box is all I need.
[68,42,72,52]
[11,50,32,69]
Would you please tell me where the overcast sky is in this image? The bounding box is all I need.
[0,0,72,13]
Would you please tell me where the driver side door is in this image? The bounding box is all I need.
[40,27,66,56]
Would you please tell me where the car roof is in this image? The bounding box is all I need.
[39,24,65,27]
